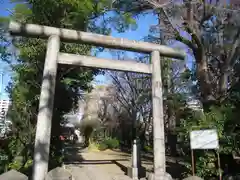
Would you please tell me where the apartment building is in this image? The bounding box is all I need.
[0,99,11,115]
[0,99,11,137]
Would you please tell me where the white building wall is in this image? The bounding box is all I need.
[0,99,11,113]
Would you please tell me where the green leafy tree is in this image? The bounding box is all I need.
[112,0,240,178]
[0,17,11,64]
[0,0,130,175]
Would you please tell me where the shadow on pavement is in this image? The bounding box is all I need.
[64,143,187,179]
[112,148,188,179]
[113,160,128,175]
[64,159,129,165]
[63,142,85,165]
[63,142,129,166]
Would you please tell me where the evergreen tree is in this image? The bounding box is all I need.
[0,0,119,175]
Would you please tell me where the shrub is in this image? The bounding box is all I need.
[144,145,152,152]
[98,143,108,151]
[103,138,119,149]
[88,142,100,151]
[8,160,22,170]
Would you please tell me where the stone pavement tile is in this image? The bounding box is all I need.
[64,148,151,180]
[0,170,28,180]
[68,165,133,180]
[85,166,121,180]
[111,175,133,180]
[64,166,88,180]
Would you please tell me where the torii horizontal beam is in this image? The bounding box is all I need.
[58,53,152,74]
[8,21,185,60]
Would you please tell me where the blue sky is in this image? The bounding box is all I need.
[0,0,15,100]
[93,13,160,85]
[0,0,189,100]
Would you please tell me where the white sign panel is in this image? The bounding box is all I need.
[190,129,219,149]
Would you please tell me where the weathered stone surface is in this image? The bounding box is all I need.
[147,172,173,180]
[127,166,146,179]
[112,174,133,180]
[45,167,73,180]
[183,176,203,180]
[0,169,28,180]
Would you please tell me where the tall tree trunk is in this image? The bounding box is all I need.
[157,8,178,155]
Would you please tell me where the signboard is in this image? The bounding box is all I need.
[190,129,219,149]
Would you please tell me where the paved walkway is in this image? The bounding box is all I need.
[63,144,144,180]
[63,143,185,179]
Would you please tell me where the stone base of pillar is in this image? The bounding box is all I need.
[147,172,172,180]
[127,166,146,180]
[183,176,203,180]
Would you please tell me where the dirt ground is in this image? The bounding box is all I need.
[63,144,186,180]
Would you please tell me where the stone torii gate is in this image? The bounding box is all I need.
[8,21,185,180]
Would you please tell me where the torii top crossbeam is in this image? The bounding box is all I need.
[8,21,185,60]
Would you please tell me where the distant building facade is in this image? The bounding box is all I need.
[230,0,240,7]
[0,99,11,114]
[0,99,11,138]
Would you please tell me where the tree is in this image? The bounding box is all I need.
[0,0,126,175]
[167,2,240,178]
[113,0,191,151]
[158,1,240,177]
[0,17,12,64]
[110,70,152,147]
[113,0,240,102]
[80,86,102,146]
[171,1,240,106]
[80,83,121,144]
[111,0,240,178]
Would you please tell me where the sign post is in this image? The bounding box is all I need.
[191,148,195,176]
[190,129,221,180]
